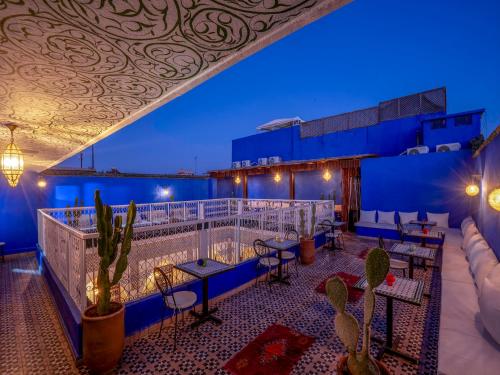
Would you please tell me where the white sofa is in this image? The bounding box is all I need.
[438,218,500,374]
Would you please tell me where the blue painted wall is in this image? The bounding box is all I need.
[360,150,475,228]
[422,110,483,150]
[475,130,500,258]
[0,173,212,253]
[294,169,342,202]
[232,110,482,163]
[247,173,290,199]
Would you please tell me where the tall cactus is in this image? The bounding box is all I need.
[299,204,317,239]
[309,203,316,238]
[299,208,306,238]
[326,248,390,374]
[95,190,136,316]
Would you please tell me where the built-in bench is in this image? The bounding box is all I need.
[438,218,500,374]
[354,221,399,239]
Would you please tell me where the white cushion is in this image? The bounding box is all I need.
[398,211,418,225]
[470,247,498,292]
[461,216,475,235]
[427,212,449,228]
[354,221,397,230]
[479,264,500,345]
[166,291,197,310]
[465,234,487,259]
[377,210,395,225]
[359,210,376,223]
[463,225,479,249]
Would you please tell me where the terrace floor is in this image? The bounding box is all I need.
[0,234,441,375]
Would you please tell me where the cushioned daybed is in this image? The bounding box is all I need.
[438,217,500,374]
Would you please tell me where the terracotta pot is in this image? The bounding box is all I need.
[336,355,391,375]
[300,238,315,264]
[82,302,124,374]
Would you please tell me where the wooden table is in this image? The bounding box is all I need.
[175,259,233,328]
[406,228,445,248]
[354,276,424,364]
[264,238,298,285]
[409,220,437,230]
[389,243,436,279]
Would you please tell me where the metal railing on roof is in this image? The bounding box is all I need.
[300,87,446,138]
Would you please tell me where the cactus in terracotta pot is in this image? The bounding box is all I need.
[95,190,136,316]
[326,248,390,374]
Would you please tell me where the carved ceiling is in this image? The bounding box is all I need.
[0,0,350,171]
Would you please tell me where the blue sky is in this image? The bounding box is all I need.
[60,0,500,174]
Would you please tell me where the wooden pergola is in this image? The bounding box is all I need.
[209,154,376,200]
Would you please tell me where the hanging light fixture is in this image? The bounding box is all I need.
[37,177,47,188]
[274,172,281,183]
[465,184,479,197]
[323,169,332,182]
[234,175,241,184]
[488,188,500,211]
[1,123,24,187]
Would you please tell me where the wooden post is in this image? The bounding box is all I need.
[289,171,295,200]
[243,175,248,199]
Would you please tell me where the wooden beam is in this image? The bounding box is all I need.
[243,175,248,199]
[289,171,295,199]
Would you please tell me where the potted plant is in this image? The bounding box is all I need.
[82,190,136,373]
[326,248,391,375]
[298,204,316,264]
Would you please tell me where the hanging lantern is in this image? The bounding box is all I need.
[1,123,24,187]
[465,184,479,197]
[488,188,500,211]
[323,169,332,182]
[234,175,241,184]
[274,172,281,183]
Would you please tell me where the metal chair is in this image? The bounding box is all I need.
[280,230,299,275]
[154,265,197,351]
[378,236,408,278]
[253,239,279,291]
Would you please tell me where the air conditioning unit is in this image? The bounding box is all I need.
[241,160,252,167]
[258,157,268,166]
[406,146,429,155]
[268,156,282,164]
[436,142,461,152]
[231,161,241,169]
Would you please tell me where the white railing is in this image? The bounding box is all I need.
[38,199,334,312]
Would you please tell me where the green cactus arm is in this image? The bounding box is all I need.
[108,216,122,265]
[361,288,376,358]
[335,312,360,353]
[299,209,306,238]
[326,277,348,313]
[111,201,136,286]
[309,204,316,238]
[365,247,390,288]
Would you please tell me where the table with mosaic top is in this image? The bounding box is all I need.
[354,276,425,364]
[405,228,445,248]
[264,238,299,285]
[175,259,233,328]
[389,243,437,279]
[408,220,437,230]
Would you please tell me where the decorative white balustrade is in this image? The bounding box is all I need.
[38,199,334,312]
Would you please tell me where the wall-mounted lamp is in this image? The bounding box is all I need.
[37,178,47,188]
[161,188,171,198]
[234,176,241,184]
[465,184,479,197]
[323,170,332,182]
[274,173,281,183]
[488,188,500,211]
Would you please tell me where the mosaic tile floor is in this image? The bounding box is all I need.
[0,235,440,375]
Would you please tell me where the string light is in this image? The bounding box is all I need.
[37,178,47,188]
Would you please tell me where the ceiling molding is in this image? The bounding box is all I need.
[0,0,351,172]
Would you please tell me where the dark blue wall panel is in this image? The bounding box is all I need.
[247,173,289,199]
[476,132,500,258]
[294,169,342,202]
[360,150,475,228]
[0,173,211,253]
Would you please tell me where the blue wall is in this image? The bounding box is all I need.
[248,173,290,199]
[0,173,212,253]
[360,150,475,228]
[232,110,482,164]
[475,130,500,258]
[295,169,342,202]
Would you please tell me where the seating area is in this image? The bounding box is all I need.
[0,2,499,374]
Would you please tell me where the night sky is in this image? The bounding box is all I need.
[59,0,500,174]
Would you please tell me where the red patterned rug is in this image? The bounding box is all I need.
[224,324,315,375]
[357,248,370,259]
[315,272,363,302]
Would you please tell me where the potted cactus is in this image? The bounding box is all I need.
[326,248,391,375]
[82,190,136,373]
[298,204,316,264]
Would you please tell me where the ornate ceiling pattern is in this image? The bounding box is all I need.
[0,0,349,171]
